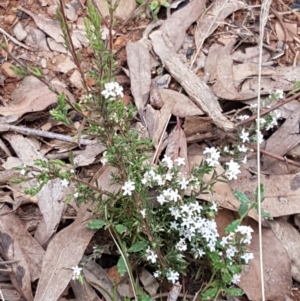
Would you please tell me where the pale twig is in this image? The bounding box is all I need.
[0,124,97,146]
[257,0,272,300]
[0,26,34,51]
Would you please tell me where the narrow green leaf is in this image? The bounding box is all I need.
[225,220,240,234]
[115,224,127,234]
[201,287,218,300]
[117,257,127,276]
[86,219,106,230]
[234,190,250,204]
[223,287,244,296]
[238,202,248,217]
[160,1,170,7]
[150,0,159,10]
[128,240,148,253]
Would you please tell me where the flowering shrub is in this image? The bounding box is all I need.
[9,1,275,300]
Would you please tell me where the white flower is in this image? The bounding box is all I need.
[241,252,254,264]
[162,155,173,169]
[122,180,135,196]
[210,203,218,212]
[224,145,230,153]
[74,192,79,198]
[169,207,181,220]
[236,115,249,121]
[101,82,124,99]
[236,225,254,245]
[167,269,180,284]
[175,238,187,251]
[175,157,185,166]
[165,173,173,181]
[71,266,82,280]
[238,144,247,153]
[178,177,189,190]
[146,248,158,264]
[275,89,284,99]
[225,160,241,180]
[232,274,241,284]
[242,156,247,164]
[20,169,26,176]
[203,147,220,167]
[140,209,146,218]
[163,188,180,202]
[60,179,69,187]
[153,271,161,278]
[226,245,238,260]
[70,169,75,174]
[101,151,108,165]
[255,130,264,144]
[240,128,249,143]
[197,248,205,258]
[157,194,167,205]
[170,221,179,230]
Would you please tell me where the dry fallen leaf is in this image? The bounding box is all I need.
[270,219,300,283]
[34,179,74,247]
[126,40,151,122]
[34,206,95,301]
[150,87,204,117]
[229,173,300,218]
[0,205,35,301]
[160,0,205,52]
[0,84,75,118]
[195,0,247,50]
[150,30,234,132]
[83,259,123,301]
[239,220,292,301]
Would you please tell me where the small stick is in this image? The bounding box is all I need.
[0,124,97,146]
[0,26,34,51]
[236,90,300,127]
[247,143,300,168]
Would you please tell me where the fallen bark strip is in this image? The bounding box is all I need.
[150,30,235,132]
[0,124,99,146]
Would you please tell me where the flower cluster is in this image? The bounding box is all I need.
[101,82,124,99]
[136,156,254,287]
[203,147,220,167]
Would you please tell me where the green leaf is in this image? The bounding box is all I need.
[223,287,244,296]
[128,240,148,253]
[117,257,127,276]
[86,219,106,230]
[234,190,250,204]
[115,224,127,234]
[238,202,248,217]
[227,264,242,275]
[221,267,231,284]
[140,294,152,301]
[261,209,273,220]
[160,1,170,7]
[201,287,218,300]
[225,220,240,234]
[255,184,265,202]
[136,0,144,3]
[150,0,159,11]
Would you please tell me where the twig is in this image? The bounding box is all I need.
[235,90,300,127]
[246,143,300,168]
[0,26,34,51]
[0,260,19,265]
[0,124,97,146]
